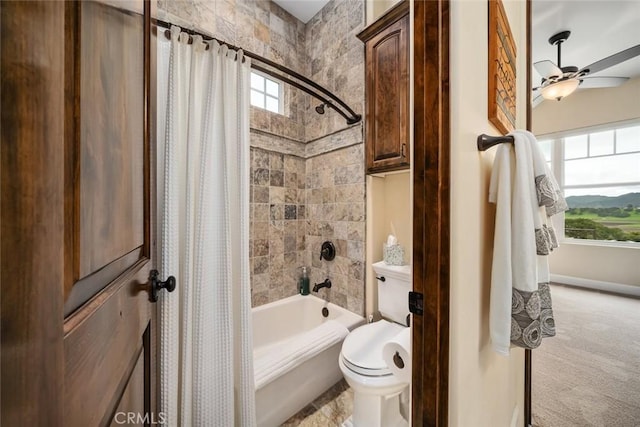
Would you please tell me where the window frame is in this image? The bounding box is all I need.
[540,119,640,248]
[249,70,284,115]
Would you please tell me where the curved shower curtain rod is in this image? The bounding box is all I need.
[155,19,362,125]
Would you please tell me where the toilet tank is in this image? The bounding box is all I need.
[372,261,411,325]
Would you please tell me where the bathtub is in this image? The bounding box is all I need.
[253,294,364,427]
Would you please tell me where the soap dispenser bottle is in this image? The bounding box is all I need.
[299,267,310,295]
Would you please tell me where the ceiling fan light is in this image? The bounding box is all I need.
[540,78,580,101]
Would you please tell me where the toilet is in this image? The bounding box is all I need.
[339,261,411,427]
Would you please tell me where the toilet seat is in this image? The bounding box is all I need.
[340,320,406,377]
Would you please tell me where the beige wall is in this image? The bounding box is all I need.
[548,243,640,286]
[383,172,412,256]
[449,0,527,425]
[365,171,412,317]
[365,0,403,25]
[533,78,640,287]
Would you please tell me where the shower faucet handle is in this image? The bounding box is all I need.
[319,241,336,261]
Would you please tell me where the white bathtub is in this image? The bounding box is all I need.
[253,294,364,427]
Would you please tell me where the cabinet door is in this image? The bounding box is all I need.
[365,13,410,174]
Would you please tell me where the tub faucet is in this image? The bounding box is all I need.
[312,278,332,292]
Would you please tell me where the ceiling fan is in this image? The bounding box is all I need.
[532,30,640,107]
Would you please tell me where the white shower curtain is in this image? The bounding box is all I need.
[157,26,255,426]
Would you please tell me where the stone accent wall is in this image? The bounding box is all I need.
[304,0,365,141]
[250,147,306,306]
[158,0,308,141]
[305,124,363,158]
[250,128,305,157]
[158,0,366,314]
[305,142,365,315]
[248,128,366,313]
[303,1,366,315]
[158,0,365,143]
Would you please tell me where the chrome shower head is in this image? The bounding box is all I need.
[315,103,326,114]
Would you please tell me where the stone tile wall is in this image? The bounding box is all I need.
[303,0,366,315]
[158,0,366,314]
[304,0,365,141]
[304,143,365,315]
[158,0,365,144]
[250,148,306,306]
[249,130,366,312]
[158,0,309,141]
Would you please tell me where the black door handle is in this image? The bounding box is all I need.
[149,269,176,302]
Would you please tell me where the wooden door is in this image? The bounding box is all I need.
[1,1,160,425]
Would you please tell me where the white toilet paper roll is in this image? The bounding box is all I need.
[382,327,412,383]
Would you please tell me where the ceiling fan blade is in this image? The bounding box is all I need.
[577,44,640,76]
[579,76,629,88]
[532,94,544,108]
[534,60,562,78]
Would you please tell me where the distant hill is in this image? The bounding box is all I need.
[566,192,640,208]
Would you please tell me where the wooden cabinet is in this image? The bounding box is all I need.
[358,1,410,174]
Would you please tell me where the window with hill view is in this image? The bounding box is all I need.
[540,123,640,244]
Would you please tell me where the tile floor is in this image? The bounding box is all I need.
[281,379,353,426]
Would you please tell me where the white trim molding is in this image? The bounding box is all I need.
[550,274,640,298]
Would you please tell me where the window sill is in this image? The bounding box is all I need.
[560,238,640,250]
[250,105,286,117]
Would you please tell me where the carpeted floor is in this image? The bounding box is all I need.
[532,284,640,427]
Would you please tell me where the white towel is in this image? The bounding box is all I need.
[489,130,567,355]
[253,320,349,390]
[489,141,517,355]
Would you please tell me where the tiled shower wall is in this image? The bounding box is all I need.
[304,0,365,141]
[158,0,309,141]
[304,142,365,315]
[249,148,306,306]
[159,0,366,315]
[302,0,366,315]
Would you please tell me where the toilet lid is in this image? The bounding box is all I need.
[341,320,406,376]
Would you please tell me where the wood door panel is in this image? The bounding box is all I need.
[65,248,143,316]
[110,348,145,427]
[78,0,145,279]
[64,262,151,426]
[65,0,148,316]
[372,29,402,161]
[1,2,66,425]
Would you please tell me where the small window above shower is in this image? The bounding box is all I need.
[250,71,283,114]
